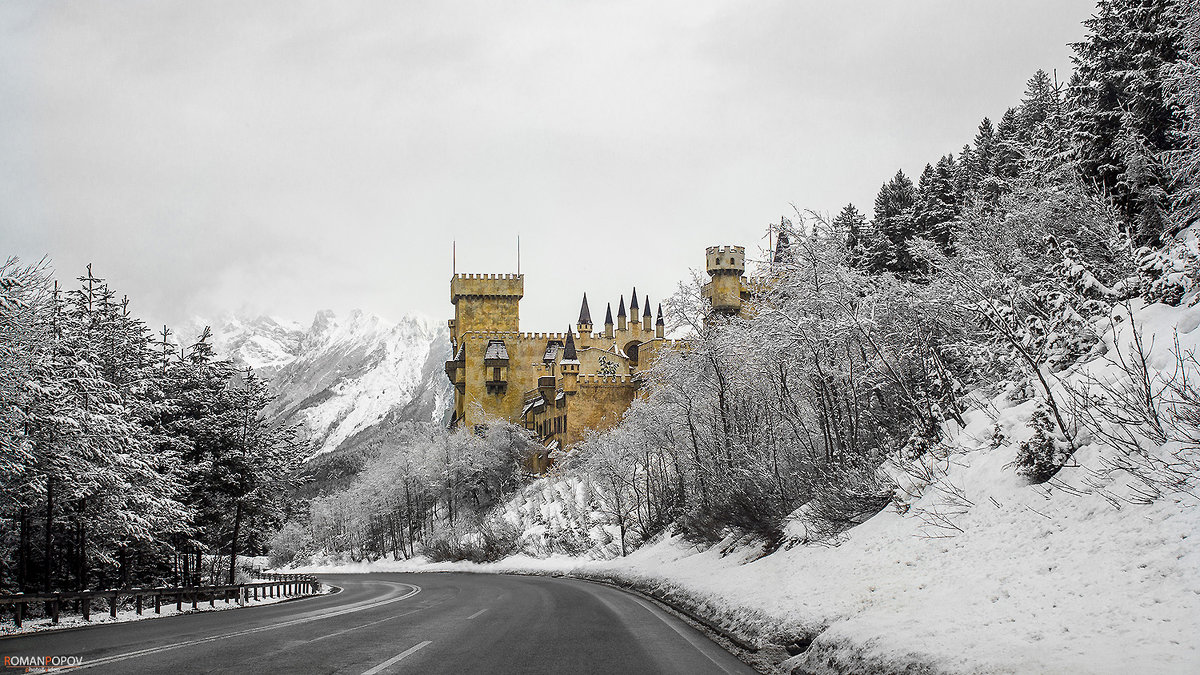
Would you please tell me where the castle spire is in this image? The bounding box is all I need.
[642,294,652,331]
[577,293,592,326]
[642,295,652,319]
[617,295,626,318]
[630,287,639,315]
[605,303,614,326]
[656,302,665,338]
[562,326,579,362]
[656,303,664,325]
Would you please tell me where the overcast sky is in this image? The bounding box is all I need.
[2,0,1097,334]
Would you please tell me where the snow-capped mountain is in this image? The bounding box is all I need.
[195,314,307,378]
[196,310,453,458]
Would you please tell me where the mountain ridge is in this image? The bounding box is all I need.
[193,309,452,459]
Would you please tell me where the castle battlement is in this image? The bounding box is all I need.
[706,245,745,256]
[577,374,635,385]
[453,273,523,281]
[450,274,524,303]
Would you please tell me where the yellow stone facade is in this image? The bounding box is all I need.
[445,246,747,469]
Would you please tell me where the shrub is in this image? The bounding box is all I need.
[421,515,523,563]
[1013,401,1072,482]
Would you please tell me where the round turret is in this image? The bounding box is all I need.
[703,245,746,315]
[706,245,745,276]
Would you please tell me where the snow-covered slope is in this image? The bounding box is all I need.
[199,310,453,458]
[291,298,1200,674]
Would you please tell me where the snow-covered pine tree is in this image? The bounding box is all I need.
[872,169,918,274]
[913,155,960,252]
[1161,0,1200,229]
[833,203,868,268]
[1068,0,1183,243]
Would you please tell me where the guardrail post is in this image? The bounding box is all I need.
[136,593,143,615]
[155,593,161,614]
[15,602,23,628]
[82,596,90,621]
[176,592,182,612]
[208,590,214,608]
[191,591,198,610]
[110,594,117,618]
[253,586,258,601]
[50,596,60,624]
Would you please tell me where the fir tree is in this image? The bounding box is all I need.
[1068,0,1183,242]
[833,203,868,267]
[872,170,918,274]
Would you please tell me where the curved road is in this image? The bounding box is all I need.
[1,573,755,674]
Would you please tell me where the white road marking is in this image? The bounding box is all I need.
[467,608,488,619]
[360,640,431,675]
[565,578,740,675]
[67,582,422,671]
[628,596,738,674]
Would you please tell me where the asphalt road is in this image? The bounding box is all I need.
[0,573,756,674]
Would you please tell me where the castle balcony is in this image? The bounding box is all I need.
[484,339,510,394]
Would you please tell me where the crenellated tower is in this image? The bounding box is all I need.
[702,245,748,316]
[449,273,523,345]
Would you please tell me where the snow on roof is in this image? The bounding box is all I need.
[484,339,509,361]
[543,342,562,362]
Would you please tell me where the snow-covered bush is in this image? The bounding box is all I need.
[421,515,523,564]
[1012,400,1072,483]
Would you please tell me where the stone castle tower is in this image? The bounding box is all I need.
[446,245,748,469]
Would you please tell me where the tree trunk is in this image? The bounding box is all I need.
[43,477,54,592]
[228,501,243,586]
[19,507,28,592]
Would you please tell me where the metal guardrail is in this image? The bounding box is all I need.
[0,573,320,628]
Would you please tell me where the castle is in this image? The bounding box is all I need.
[445,245,750,469]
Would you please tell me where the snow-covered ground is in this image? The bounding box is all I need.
[293,299,1200,674]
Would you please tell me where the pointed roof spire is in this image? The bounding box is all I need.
[656,303,664,325]
[617,295,626,318]
[562,326,579,362]
[578,293,592,325]
[604,303,614,325]
[630,287,639,313]
[643,295,652,318]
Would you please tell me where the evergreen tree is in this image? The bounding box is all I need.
[1017,69,1069,175]
[1068,0,1183,242]
[914,155,960,251]
[1161,0,1200,228]
[834,203,868,267]
[992,107,1024,181]
[872,170,918,274]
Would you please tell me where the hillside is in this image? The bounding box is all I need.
[293,296,1200,674]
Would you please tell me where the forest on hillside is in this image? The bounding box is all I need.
[269,0,1200,565]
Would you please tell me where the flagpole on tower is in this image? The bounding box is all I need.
[517,235,521,275]
[452,240,456,276]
